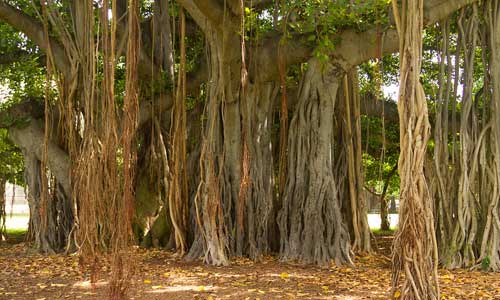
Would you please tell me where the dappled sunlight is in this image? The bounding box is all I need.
[146,284,218,294]
[2,239,500,299]
[73,280,109,289]
[1,0,500,299]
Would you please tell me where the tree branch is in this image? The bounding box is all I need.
[192,0,227,26]
[8,120,71,197]
[256,0,479,81]
[336,0,479,67]
[0,94,171,198]
[0,1,70,76]
[178,0,238,32]
[246,0,273,10]
[0,99,44,128]
[364,185,382,197]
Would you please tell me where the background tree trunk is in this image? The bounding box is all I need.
[24,153,72,253]
[0,178,6,241]
[380,164,398,231]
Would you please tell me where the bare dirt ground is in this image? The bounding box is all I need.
[1,233,499,300]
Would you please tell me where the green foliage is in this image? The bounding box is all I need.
[359,55,399,97]
[284,0,391,33]
[243,7,274,39]
[481,256,491,271]
[372,228,396,235]
[281,0,391,63]
[0,28,46,103]
[358,53,401,196]
[361,114,400,196]
[0,128,24,185]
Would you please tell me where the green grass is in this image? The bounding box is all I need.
[6,228,27,239]
[2,228,27,243]
[6,228,27,235]
[5,213,29,217]
[371,228,396,235]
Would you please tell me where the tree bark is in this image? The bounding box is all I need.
[380,164,398,231]
[9,121,70,197]
[0,178,6,241]
[478,0,500,271]
[191,22,241,265]
[239,82,279,260]
[23,152,72,253]
[391,0,439,298]
[278,58,352,266]
[338,70,372,253]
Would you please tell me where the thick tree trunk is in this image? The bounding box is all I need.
[188,11,279,263]
[432,5,485,269]
[133,163,170,247]
[432,19,460,268]
[239,82,278,260]
[278,58,352,266]
[8,121,73,253]
[380,199,390,232]
[192,24,241,265]
[9,121,71,197]
[23,153,72,253]
[429,2,500,272]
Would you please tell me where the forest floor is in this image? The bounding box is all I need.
[1,233,500,300]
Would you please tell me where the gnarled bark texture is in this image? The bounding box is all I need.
[479,0,500,271]
[278,58,352,266]
[337,69,372,253]
[391,0,439,298]
[0,178,6,241]
[23,152,72,253]
[191,23,241,265]
[9,121,73,253]
[239,82,278,260]
[430,2,500,272]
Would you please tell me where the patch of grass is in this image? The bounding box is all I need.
[482,256,491,271]
[371,228,396,236]
[4,228,27,244]
[6,228,27,235]
[5,213,29,218]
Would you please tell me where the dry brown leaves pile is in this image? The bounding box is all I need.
[0,236,499,300]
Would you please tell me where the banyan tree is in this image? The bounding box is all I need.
[0,0,498,299]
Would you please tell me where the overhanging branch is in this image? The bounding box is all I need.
[336,0,480,67]
[256,0,480,82]
[178,0,238,32]
[0,1,70,76]
[192,0,227,26]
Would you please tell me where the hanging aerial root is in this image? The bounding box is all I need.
[109,0,140,297]
[168,7,189,255]
[342,70,371,253]
[0,178,6,241]
[391,0,439,299]
[478,0,500,271]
